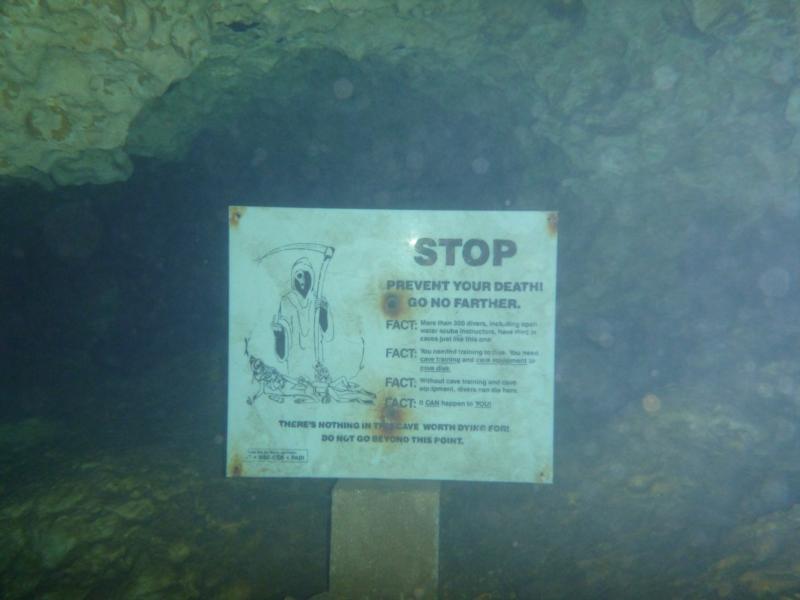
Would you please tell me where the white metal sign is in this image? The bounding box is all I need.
[227,207,557,483]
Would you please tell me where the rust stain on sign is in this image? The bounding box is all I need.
[379,286,412,319]
[229,206,246,228]
[547,212,559,237]
[536,464,552,484]
[228,452,244,477]
[367,389,412,440]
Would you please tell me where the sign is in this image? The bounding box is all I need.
[227,207,557,483]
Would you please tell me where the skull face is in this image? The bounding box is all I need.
[294,269,311,298]
[289,257,314,299]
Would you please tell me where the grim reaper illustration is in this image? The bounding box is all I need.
[244,243,375,406]
[273,255,331,375]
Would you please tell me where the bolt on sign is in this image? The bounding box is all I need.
[227,207,557,483]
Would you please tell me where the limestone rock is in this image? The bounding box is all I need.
[0,0,212,185]
[0,0,799,222]
[0,440,331,598]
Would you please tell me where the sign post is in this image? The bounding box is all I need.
[227,207,558,597]
[330,479,440,598]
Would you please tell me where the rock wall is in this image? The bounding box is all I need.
[0,0,212,185]
[1,0,799,204]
